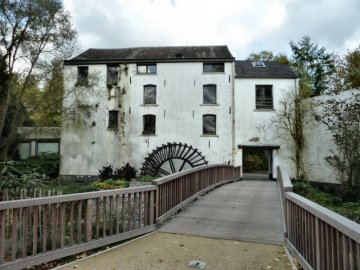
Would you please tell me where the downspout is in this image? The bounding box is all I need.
[231,61,236,166]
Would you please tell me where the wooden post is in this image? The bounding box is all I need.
[315,217,321,269]
[0,210,5,264]
[85,199,93,242]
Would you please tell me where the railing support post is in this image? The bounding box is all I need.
[85,199,93,242]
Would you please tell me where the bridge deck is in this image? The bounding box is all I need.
[57,179,290,270]
[159,179,284,244]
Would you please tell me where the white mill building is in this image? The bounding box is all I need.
[60,46,297,180]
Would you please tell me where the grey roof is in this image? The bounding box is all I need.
[235,61,297,79]
[65,46,234,65]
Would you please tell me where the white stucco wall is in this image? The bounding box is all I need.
[233,78,298,178]
[60,62,234,176]
[302,89,359,184]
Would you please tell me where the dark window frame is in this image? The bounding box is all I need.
[108,110,119,129]
[143,84,157,105]
[143,114,156,135]
[203,63,224,73]
[202,114,216,135]
[203,84,217,104]
[137,64,157,74]
[77,66,89,85]
[107,64,118,85]
[255,85,273,109]
[35,140,60,155]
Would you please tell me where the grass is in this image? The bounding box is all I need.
[43,181,97,194]
[293,181,360,224]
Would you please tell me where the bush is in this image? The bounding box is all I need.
[0,162,47,189]
[17,153,60,178]
[98,163,137,181]
[137,175,158,182]
[98,164,114,180]
[243,154,267,172]
[93,180,129,190]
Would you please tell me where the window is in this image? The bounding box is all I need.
[77,66,88,85]
[18,142,31,159]
[37,141,59,155]
[203,84,217,104]
[143,85,156,104]
[256,85,273,109]
[252,61,266,68]
[108,110,119,129]
[137,64,157,74]
[143,114,156,135]
[203,114,216,135]
[203,63,224,72]
[107,64,118,85]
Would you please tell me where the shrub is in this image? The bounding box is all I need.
[0,162,47,189]
[138,175,158,182]
[120,163,137,180]
[24,153,60,178]
[98,164,114,180]
[98,163,137,181]
[93,180,129,190]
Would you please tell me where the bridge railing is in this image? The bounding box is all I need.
[277,166,360,270]
[0,164,241,270]
[0,186,157,270]
[152,165,241,224]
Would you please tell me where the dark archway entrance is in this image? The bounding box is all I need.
[238,144,280,180]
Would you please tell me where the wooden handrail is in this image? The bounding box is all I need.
[278,166,360,270]
[0,164,241,270]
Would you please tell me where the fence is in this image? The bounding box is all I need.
[277,166,360,270]
[0,164,241,270]
[0,188,62,201]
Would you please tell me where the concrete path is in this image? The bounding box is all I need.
[159,179,284,244]
[58,232,292,270]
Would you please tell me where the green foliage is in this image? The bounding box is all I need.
[290,36,336,96]
[243,150,267,172]
[137,175,158,182]
[345,45,360,89]
[293,181,360,223]
[321,93,360,200]
[0,162,47,189]
[22,153,60,178]
[93,180,129,190]
[247,50,290,65]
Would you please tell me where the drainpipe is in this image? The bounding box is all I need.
[231,61,236,166]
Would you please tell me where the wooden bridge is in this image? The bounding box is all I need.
[0,165,359,270]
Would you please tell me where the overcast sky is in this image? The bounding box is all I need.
[63,0,360,59]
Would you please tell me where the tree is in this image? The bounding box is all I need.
[271,87,312,180]
[327,45,360,94]
[0,0,77,160]
[290,36,336,96]
[25,58,64,126]
[321,92,360,200]
[345,45,360,89]
[247,50,290,65]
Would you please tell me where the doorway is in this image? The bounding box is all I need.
[238,145,280,180]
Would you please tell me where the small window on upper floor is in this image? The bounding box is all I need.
[108,110,119,129]
[107,65,118,85]
[203,114,216,135]
[203,63,224,73]
[143,114,156,135]
[144,85,156,104]
[256,85,273,109]
[77,66,88,85]
[203,85,217,104]
[137,64,157,74]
